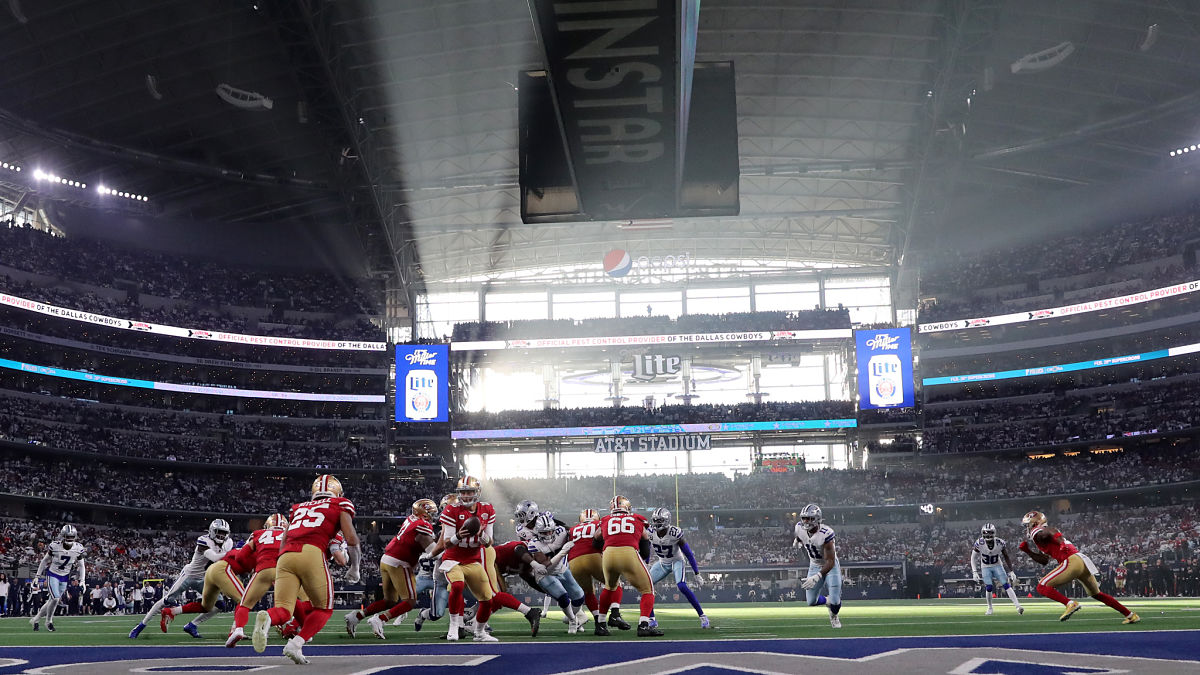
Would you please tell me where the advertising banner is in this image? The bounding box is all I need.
[394,344,450,423]
[594,434,711,453]
[451,418,857,440]
[451,329,850,352]
[855,328,915,410]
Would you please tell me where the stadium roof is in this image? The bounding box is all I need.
[4,0,1200,307]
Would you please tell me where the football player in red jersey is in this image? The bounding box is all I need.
[432,476,541,641]
[344,498,439,639]
[161,531,253,638]
[591,496,662,637]
[569,508,623,632]
[225,514,287,647]
[252,475,361,664]
[1018,511,1139,624]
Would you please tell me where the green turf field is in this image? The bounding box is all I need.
[1,597,1196,647]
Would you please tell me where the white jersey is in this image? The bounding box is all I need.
[794,523,838,564]
[973,537,1007,568]
[649,525,686,563]
[178,534,233,578]
[515,523,537,543]
[43,540,85,578]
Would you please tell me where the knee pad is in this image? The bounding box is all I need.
[1001,583,1011,590]
[985,584,994,593]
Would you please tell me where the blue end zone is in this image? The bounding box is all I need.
[1,631,1196,674]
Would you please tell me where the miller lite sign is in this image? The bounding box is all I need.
[394,344,449,423]
[855,329,915,411]
[631,354,682,381]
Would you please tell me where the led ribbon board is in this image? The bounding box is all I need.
[0,357,384,402]
[451,418,858,440]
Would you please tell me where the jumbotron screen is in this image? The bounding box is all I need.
[394,344,449,423]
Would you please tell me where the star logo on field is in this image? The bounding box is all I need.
[861,590,869,597]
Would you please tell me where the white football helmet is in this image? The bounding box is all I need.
[981,523,997,542]
[534,513,557,544]
[651,507,672,530]
[514,500,540,526]
[799,504,822,534]
[59,524,78,546]
[208,518,231,544]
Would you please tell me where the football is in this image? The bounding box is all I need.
[462,515,481,536]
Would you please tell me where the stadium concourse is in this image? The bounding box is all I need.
[4,0,1200,673]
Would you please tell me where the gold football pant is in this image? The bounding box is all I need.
[444,561,494,602]
[569,552,604,592]
[1040,553,1101,596]
[601,546,653,594]
[201,560,245,609]
[381,562,416,603]
[275,544,333,611]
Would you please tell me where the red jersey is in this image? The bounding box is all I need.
[1031,525,1079,563]
[224,542,255,576]
[439,501,496,564]
[492,541,529,575]
[567,520,602,560]
[597,512,646,549]
[248,527,286,572]
[383,515,435,568]
[283,496,356,555]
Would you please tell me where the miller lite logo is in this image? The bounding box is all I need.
[865,334,900,351]
[631,354,681,381]
[405,348,438,366]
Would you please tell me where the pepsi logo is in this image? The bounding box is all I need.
[603,249,632,277]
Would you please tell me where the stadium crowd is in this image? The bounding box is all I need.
[456,400,855,430]
[0,223,380,315]
[918,203,1197,322]
[451,308,850,343]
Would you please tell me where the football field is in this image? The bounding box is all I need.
[1,598,1197,673]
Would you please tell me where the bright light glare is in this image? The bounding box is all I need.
[33,169,44,180]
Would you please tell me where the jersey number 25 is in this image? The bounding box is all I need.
[290,504,329,530]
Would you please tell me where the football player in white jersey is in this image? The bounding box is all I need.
[129,518,233,639]
[514,500,541,543]
[971,523,1024,615]
[31,525,85,632]
[792,503,842,628]
[527,513,588,632]
[646,507,708,628]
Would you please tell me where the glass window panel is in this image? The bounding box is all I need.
[621,450,688,476]
[552,292,617,320]
[824,276,890,289]
[689,446,753,477]
[466,367,544,412]
[824,286,891,308]
[485,292,549,322]
[755,291,821,312]
[686,286,750,314]
[620,290,682,318]
[421,292,479,340]
[558,451,617,478]
[481,451,548,480]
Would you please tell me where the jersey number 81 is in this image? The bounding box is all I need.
[607,516,636,535]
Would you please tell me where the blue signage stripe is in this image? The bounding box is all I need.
[923,348,1172,386]
[451,418,857,440]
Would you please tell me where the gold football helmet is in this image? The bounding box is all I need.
[439,493,458,512]
[610,495,631,514]
[265,513,288,528]
[579,508,600,523]
[1022,510,1046,532]
[412,498,439,520]
[312,474,344,499]
[456,475,481,506]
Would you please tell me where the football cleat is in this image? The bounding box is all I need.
[279,619,300,640]
[413,610,428,632]
[368,614,387,639]
[252,610,271,653]
[647,617,658,628]
[1017,605,1025,615]
[160,607,175,632]
[473,630,499,642]
[700,615,711,629]
[1122,612,1141,624]
[31,622,38,632]
[1059,600,1082,621]
[525,607,542,637]
[830,616,842,629]
[225,627,245,648]
[608,610,631,630]
[128,622,146,639]
[392,613,405,626]
[344,612,360,638]
[637,622,665,637]
[183,622,202,639]
[985,607,994,616]
[593,621,611,636]
[47,622,55,632]
[574,611,591,628]
[446,621,461,641]
[282,638,309,665]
